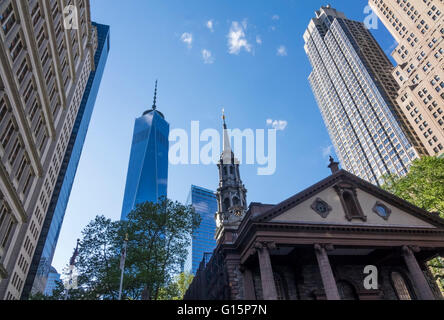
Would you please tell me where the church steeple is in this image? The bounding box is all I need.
[215,110,247,243]
[221,109,235,164]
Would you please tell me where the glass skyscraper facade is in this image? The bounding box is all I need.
[120,87,169,220]
[304,6,425,185]
[22,23,110,298]
[43,266,60,296]
[184,185,218,274]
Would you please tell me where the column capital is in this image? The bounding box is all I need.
[314,243,334,253]
[254,241,276,252]
[402,245,421,256]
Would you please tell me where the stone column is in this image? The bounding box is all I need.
[255,242,278,300]
[314,244,340,300]
[241,266,256,300]
[402,246,435,300]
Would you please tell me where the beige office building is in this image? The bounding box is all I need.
[0,0,98,299]
[369,0,444,157]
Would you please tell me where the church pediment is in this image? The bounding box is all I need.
[255,171,444,230]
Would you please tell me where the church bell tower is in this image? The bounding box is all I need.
[215,110,247,243]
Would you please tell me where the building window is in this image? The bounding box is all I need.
[391,271,414,300]
[334,183,366,221]
[311,198,332,218]
[223,198,230,212]
[0,200,16,256]
[372,202,392,220]
[232,196,240,207]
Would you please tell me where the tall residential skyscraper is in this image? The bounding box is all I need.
[120,82,169,220]
[22,23,110,299]
[0,0,103,300]
[184,185,218,274]
[369,0,444,157]
[304,5,427,185]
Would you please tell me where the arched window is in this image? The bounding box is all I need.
[223,198,230,211]
[391,271,413,300]
[232,196,240,206]
[337,280,358,300]
[343,192,359,217]
[223,167,228,175]
[334,185,366,221]
[230,166,234,175]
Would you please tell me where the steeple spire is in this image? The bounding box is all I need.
[222,109,232,158]
[222,108,227,129]
[152,80,158,110]
[215,110,247,243]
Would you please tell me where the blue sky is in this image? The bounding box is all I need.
[52,0,397,272]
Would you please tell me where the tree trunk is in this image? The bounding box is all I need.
[141,285,151,300]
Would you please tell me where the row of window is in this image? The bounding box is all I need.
[1,0,92,299]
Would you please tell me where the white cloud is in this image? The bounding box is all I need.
[272,14,280,21]
[241,18,248,29]
[256,35,262,45]
[181,32,193,48]
[227,21,252,55]
[202,49,215,64]
[206,20,214,32]
[277,45,287,56]
[322,145,334,158]
[266,119,288,131]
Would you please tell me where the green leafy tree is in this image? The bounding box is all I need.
[75,215,123,299]
[176,272,194,299]
[382,156,444,217]
[158,272,194,300]
[50,198,199,300]
[381,156,444,292]
[122,198,200,300]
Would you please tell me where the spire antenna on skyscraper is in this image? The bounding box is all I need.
[152,80,158,110]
